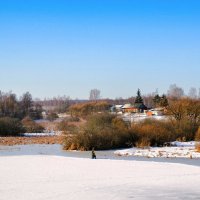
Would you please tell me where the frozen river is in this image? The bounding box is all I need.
[1,147,200,200]
[1,144,200,166]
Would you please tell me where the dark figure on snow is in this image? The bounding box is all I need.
[92,148,96,159]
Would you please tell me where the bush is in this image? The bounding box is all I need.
[21,117,44,133]
[173,119,197,141]
[63,113,200,150]
[135,138,151,148]
[195,127,200,152]
[130,119,176,147]
[56,119,77,134]
[47,112,58,121]
[0,117,24,136]
[130,118,199,148]
[63,113,131,150]
[56,119,68,131]
[195,127,200,140]
[69,101,111,118]
[67,116,80,122]
[167,98,200,139]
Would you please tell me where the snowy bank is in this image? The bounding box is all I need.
[1,155,200,200]
[22,131,62,137]
[115,141,200,158]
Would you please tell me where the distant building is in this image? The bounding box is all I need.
[42,111,47,119]
[146,107,165,116]
[57,113,68,118]
[110,105,123,113]
[122,103,147,113]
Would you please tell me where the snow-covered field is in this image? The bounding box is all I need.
[1,155,200,200]
[115,141,200,158]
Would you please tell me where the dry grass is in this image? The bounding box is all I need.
[195,143,200,153]
[136,138,151,148]
[0,136,65,146]
[39,118,86,131]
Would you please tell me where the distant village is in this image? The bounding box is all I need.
[110,89,168,122]
[40,89,168,123]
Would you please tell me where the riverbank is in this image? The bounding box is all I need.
[1,144,200,167]
[0,136,64,145]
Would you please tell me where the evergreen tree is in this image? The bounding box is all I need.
[153,94,161,107]
[160,94,168,107]
[153,94,168,107]
[135,89,143,104]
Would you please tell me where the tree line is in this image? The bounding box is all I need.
[88,84,200,108]
[0,91,43,136]
[0,91,42,120]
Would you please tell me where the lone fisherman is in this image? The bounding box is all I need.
[91,148,96,159]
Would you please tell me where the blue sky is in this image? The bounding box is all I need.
[0,0,199,99]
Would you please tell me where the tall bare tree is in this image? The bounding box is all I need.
[20,92,33,117]
[89,89,101,101]
[167,84,184,99]
[198,88,200,99]
[0,91,19,118]
[188,87,197,99]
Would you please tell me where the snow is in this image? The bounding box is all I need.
[22,132,55,136]
[22,131,62,136]
[115,141,200,158]
[131,115,168,122]
[1,155,200,200]
[122,114,168,123]
[171,141,196,147]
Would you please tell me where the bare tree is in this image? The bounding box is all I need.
[0,91,18,118]
[167,84,184,99]
[188,87,197,99]
[167,98,200,129]
[20,92,33,117]
[199,88,200,99]
[89,89,101,101]
[143,94,154,108]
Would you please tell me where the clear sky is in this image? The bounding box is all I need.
[0,0,199,99]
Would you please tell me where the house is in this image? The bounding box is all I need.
[41,111,47,119]
[122,104,136,113]
[57,113,68,118]
[122,103,147,113]
[110,105,123,113]
[146,107,165,116]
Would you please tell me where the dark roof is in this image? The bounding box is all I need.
[139,104,147,110]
